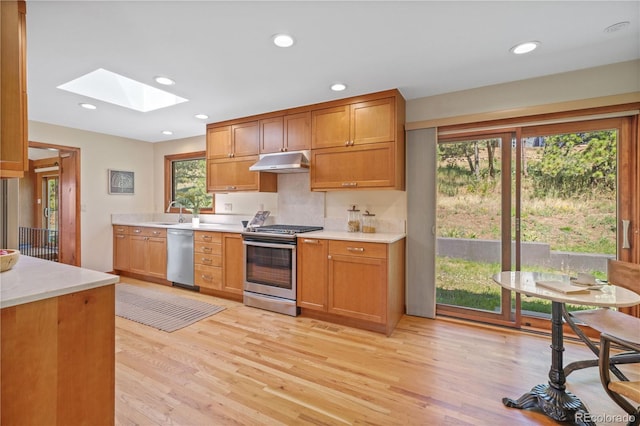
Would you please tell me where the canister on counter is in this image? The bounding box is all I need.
[362,210,376,233]
[347,205,361,232]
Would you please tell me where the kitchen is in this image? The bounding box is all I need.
[2,1,640,425]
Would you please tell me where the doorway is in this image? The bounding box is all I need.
[23,142,81,266]
[436,116,636,327]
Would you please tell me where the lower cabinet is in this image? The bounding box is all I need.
[297,237,328,311]
[297,237,405,335]
[222,233,244,296]
[194,231,243,301]
[194,231,222,290]
[113,226,167,281]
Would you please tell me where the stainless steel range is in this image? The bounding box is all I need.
[242,225,323,316]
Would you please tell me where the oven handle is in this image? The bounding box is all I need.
[243,240,295,250]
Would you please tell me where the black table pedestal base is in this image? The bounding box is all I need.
[503,383,595,425]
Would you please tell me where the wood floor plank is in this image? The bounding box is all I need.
[115,278,637,425]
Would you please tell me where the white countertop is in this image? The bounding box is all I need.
[0,256,119,309]
[113,221,244,233]
[301,230,406,244]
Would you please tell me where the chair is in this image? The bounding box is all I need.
[599,332,640,426]
[564,259,640,380]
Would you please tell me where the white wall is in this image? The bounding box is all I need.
[406,60,640,124]
[28,121,155,272]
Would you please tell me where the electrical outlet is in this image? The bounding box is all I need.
[224,203,232,212]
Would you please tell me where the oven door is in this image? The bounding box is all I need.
[243,240,296,300]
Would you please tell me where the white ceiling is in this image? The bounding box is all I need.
[26,1,640,143]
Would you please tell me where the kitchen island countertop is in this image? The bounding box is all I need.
[0,255,119,308]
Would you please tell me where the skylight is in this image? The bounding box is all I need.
[57,68,188,112]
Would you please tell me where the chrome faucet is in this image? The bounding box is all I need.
[166,200,185,223]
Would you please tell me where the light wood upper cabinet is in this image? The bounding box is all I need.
[206,126,232,159]
[311,105,350,150]
[311,98,395,149]
[207,121,259,159]
[310,91,405,191]
[232,121,260,157]
[0,0,28,178]
[260,112,311,154]
[207,156,277,193]
[260,116,284,154]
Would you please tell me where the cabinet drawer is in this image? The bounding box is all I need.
[194,242,222,255]
[195,231,221,243]
[113,225,128,235]
[195,254,222,267]
[328,240,387,259]
[130,227,166,238]
[194,264,222,289]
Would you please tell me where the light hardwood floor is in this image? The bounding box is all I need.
[115,279,637,425]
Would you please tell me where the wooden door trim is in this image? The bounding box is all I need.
[29,141,81,266]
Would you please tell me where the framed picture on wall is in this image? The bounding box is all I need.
[108,169,135,194]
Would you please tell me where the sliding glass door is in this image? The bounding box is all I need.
[436,116,636,326]
[435,132,513,324]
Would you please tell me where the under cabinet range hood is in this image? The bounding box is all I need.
[249,150,310,173]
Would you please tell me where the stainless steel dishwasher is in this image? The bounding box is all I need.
[166,228,195,288]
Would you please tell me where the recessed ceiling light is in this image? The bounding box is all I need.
[510,41,540,55]
[604,21,630,33]
[273,34,294,48]
[154,76,175,86]
[79,102,97,110]
[162,130,173,135]
[58,68,188,112]
[331,83,347,92]
[195,114,209,120]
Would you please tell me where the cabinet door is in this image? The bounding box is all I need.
[297,238,328,311]
[0,0,28,178]
[207,157,277,193]
[231,121,259,157]
[351,97,395,146]
[284,111,311,152]
[195,264,222,290]
[146,237,167,279]
[129,235,147,275]
[328,254,387,324]
[222,233,243,295]
[311,105,350,149]
[259,116,284,154]
[311,142,396,190]
[113,233,129,271]
[207,126,232,159]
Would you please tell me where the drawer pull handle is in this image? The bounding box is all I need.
[341,182,357,187]
[303,239,319,244]
[116,235,125,239]
[134,229,141,233]
[226,186,236,190]
[116,228,125,232]
[201,274,212,281]
[203,247,212,253]
[202,236,212,241]
[152,231,161,235]
[202,258,211,263]
[347,247,364,252]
